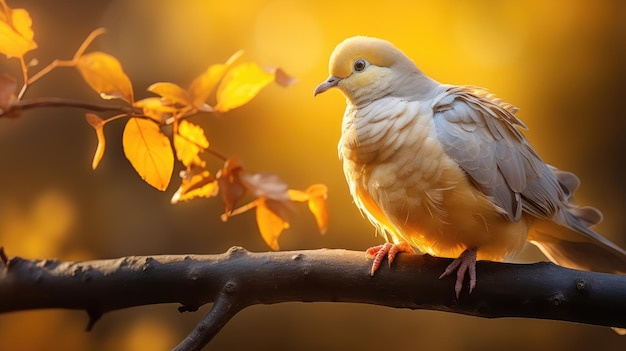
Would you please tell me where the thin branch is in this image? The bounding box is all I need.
[24,59,75,89]
[21,28,107,96]
[172,293,243,351]
[17,56,29,99]
[205,147,228,162]
[1,247,625,350]
[1,96,140,118]
[72,28,107,61]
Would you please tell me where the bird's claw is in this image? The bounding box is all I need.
[439,249,477,298]
[366,242,412,275]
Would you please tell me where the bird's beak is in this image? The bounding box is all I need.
[314,76,341,96]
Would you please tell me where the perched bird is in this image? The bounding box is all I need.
[314,36,626,297]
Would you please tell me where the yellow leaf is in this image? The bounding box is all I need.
[173,120,209,167]
[306,184,329,234]
[171,169,219,204]
[85,113,106,170]
[188,50,242,109]
[0,6,37,59]
[256,197,289,251]
[147,82,191,106]
[134,97,177,123]
[287,189,308,202]
[215,62,274,113]
[122,117,173,191]
[76,51,134,103]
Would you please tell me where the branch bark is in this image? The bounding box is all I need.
[1,247,625,350]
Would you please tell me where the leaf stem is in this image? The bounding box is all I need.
[205,148,228,162]
[73,28,107,61]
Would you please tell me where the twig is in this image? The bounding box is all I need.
[1,247,625,350]
[0,247,7,266]
[172,293,243,351]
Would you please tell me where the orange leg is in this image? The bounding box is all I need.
[439,248,477,298]
[365,241,413,276]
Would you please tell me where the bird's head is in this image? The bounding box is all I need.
[314,36,433,105]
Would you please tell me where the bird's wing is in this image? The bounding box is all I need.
[431,86,565,222]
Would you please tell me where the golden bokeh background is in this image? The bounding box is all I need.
[1,0,626,350]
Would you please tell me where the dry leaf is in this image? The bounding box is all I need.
[123,117,174,191]
[273,68,297,87]
[134,97,177,123]
[85,113,106,170]
[215,62,275,113]
[188,50,242,109]
[147,82,191,106]
[173,120,209,167]
[287,185,328,234]
[287,189,308,202]
[76,51,134,104]
[306,184,328,234]
[171,169,218,204]
[240,172,289,202]
[216,157,246,218]
[0,4,37,59]
[256,197,289,250]
[0,73,16,115]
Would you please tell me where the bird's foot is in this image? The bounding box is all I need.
[366,242,412,276]
[439,249,477,298]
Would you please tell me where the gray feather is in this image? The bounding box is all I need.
[432,86,565,222]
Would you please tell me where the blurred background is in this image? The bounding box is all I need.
[1,0,625,350]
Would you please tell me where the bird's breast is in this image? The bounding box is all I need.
[340,99,451,206]
[339,98,526,259]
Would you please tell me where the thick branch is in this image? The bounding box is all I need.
[1,247,625,349]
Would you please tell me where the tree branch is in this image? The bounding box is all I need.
[172,293,243,351]
[0,97,140,118]
[1,247,625,350]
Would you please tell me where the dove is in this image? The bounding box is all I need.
[314,36,626,297]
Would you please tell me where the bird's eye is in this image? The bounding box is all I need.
[353,59,367,72]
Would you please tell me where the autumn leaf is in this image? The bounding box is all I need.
[305,184,328,234]
[171,168,218,204]
[0,73,16,115]
[288,185,329,234]
[214,62,275,113]
[134,97,177,123]
[0,2,37,59]
[287,189,308,202]
[273,68,297,87]
[76,51,134,104]
[173,120,209,167]
[240,172,290,202]
[188,50,242,109]
[216,157,246,218]
[123,117,173,191]
[85,113,106,170]
[256,197,289,250]
[147,82,191,107]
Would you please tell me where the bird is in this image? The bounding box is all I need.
[314,36,626,298]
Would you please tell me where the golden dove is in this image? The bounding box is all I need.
[314,36,626,297]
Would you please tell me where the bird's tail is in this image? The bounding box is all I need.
[527,167,626,273]
[528,218,626,274]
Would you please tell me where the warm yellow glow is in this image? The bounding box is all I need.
[1,0,624,350]
[252,1,324,77]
